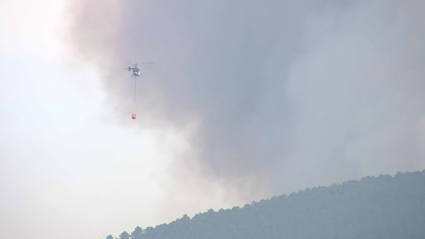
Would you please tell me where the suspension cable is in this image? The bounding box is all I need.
[134,77,136,101]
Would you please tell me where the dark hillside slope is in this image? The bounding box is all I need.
[115,170,425,239]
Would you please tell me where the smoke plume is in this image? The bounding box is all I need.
[65,0,425,200]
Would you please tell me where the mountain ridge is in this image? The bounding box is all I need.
[110,170,425,239]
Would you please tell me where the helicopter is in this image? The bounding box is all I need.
[128,62,153,78]
[127,62,153,119]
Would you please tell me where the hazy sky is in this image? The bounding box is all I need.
[1,0,425,238]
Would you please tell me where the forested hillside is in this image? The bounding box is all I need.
[108,170,425,239]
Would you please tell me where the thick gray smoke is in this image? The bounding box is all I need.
[66,0,425,199]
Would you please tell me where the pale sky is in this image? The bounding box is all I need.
[0,1,233,238]
[1,0,425,239]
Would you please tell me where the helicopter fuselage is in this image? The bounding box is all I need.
[129,67,141,77]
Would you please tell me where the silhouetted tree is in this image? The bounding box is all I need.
[119,231,130,239]
[131,226,143,239]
